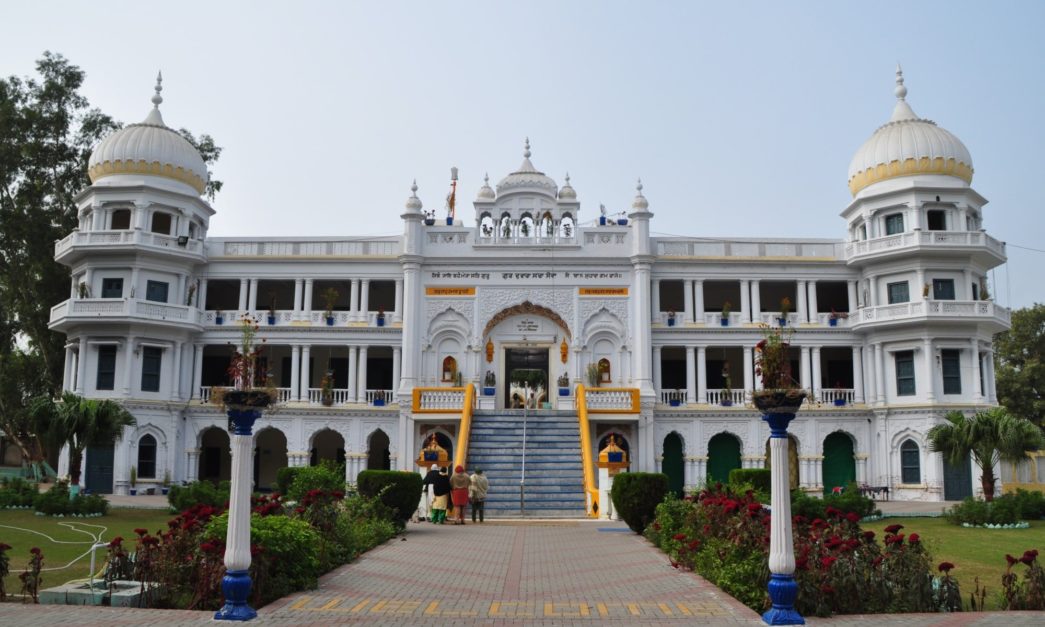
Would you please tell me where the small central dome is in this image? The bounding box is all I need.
[496,138,558,196]
[847,66,973,196]
[88,73,208,196]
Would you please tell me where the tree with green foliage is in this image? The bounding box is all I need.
[30,392,136,486]
[994,304,1044,426]
[927,408,1043,501]
[0,52,221,469]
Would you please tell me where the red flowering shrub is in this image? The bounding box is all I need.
[18,547,44,603]
[1003,549,1045,610]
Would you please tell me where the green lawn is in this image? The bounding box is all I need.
[860,517,1045,610]
[0,508,172,597]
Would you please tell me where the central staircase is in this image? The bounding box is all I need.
[465,410,586,518]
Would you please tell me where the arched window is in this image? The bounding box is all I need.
[137,434,157,479]
[597,358,611,383]
[441,356,457,383]
[900,439,920,484]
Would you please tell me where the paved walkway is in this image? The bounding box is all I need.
[0,519,1041,625]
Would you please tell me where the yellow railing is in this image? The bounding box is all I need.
[412,386,468,413]
[576,383,600,517]
[452,383,476,471]
[584,387,641,413]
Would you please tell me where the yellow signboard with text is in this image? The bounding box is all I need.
[425,286,476,296]
[578,287,629,297]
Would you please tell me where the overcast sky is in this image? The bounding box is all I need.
[4,1,1043,308]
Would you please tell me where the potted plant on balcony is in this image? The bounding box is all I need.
[78,282,90,298]
[376,307,386,327]
[186,282,197,307]
[557,372,570,396]
[373,391,386,407]
[832,381,847,406]
[778,296,792,327]
[828,309,848,327]
[322,287,338,326]
[720,300,732,326]
[585,363,601,388]
[720,362,733,406]
[669,390,682,407]
[320,370,334,406]
[599,204,608,226]
[161,470,171,496]
[483,370,496,396]
[215,309,224,325]
[267,294,277,326]
[617,214,628,226]
[667,309,676,327]
[129,466,137,496]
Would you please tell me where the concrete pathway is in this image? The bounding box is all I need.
[0,518,1040,625]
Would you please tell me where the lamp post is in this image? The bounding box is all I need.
[214,402,262,621]
[760,397,805,625]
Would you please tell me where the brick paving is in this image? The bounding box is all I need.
[0,519,1041,625]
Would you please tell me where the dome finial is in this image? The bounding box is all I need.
[411,179,418,195]
[152,71,164,107]
[894,62,907,100]
[484,172,489,185]
[524,137,531,159]
[636,177,644,194]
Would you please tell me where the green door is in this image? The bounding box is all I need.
[822,432,856,495]
[662,433,685,497]
[707,433,741,484]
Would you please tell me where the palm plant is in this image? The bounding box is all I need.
[32,392,136,486]
[927,408,1043,501]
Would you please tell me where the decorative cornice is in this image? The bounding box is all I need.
[848,157,973,196]
[88,159,207,195]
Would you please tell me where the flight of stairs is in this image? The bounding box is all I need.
[465,410,586,517]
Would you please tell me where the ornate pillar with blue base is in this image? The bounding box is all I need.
[215,403,263,621]
[758,392,806,626]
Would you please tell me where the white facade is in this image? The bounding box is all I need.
[51,69,1009,502]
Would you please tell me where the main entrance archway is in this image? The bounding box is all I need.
[505,348,549,408]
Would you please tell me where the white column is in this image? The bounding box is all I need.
[290,345,301,401]
[807,281,818,323]
[740,280,751,323]
[399,261,422,394]
[303,279,314,316]
[238,279,248,312]
[917,269,927,299]
[853,346,865,404]
[652,279,661,322]
[970,341,984,403]
[743,343,753,398]
[811,346,821,401]
[631,262,654,395]
[349,279,360,320]
[653,346,662,394]
[358,346,369,403]
[177,274,187,306]
[963,269,973,300]
[129,268,139,299]
[248,278,259,312]
[392,347,402,395]
[767,426,797,587]
[198,278,208,312]
[800,346,811,391]
[223,426,254,594]
[750,280,761,323]
[685,347,696,405]
[293,279,303,313]
[185,449,199,483]
[683,280,694,324]
[300,345,311,401]
[393,279,404,323]
[697,346,707,404]
[360,279,370,323]
[922,339,936,402]
[122,338,135,394]
[347,346,358,403]
[847,280,858,311]
[753,346,763,391]
[986,349,997,402]
[75,337,88,394]
[63,347,74,393]
[694,279,705,323]
[171,342,183,400]
[192,343,204,399]
[796,280,807,324]
[874,343,885,404]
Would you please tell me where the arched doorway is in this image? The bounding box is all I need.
[367,429,391,470]
[662,433,685,497]
[253,428,288,492]
[764,435,800,490]
[943,455,973,501]
[199,427,231,483]
[310,429,345,467]
[707,433,741,484]
[822,432,856,495]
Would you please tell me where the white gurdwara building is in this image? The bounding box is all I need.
[51,68,1009,512]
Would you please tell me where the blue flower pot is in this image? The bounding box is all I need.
[721,399,733,407]
[778,318,787,327]
[374,398,385,406]
[617,218,628,226]
[669,399,681,407]
[326,316,334,326]
[834,398,846,407]
[483,387,495,396]
[267,316,276,325]
[829,318,838,327]
[720,318,729,326]
[215,316,224,325]
[599,216,607,226]
[559,388,570,397]
[377,317,385,327]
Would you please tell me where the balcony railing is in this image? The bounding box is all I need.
[656,238,843,259]
[203,310,397,328]
[198,386,393,406]
[585,388,639,412]
[413,387,469,412]
[54,229,203,257]
[855,300,1010,327]
[819,388,855,404]
[50,298,200,327]
[845,230,1005,260]
[659,390,688,405]
[210,238,399,258]
[706,389,746,406]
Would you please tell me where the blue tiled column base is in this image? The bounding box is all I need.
[214,569,256,621]
[762,573,804,625]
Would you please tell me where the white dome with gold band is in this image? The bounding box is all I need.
[88,73,208,196]
[847,66,973,197]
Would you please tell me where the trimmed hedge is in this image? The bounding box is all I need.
[0,477,38,508]
[275,466,303,495]
[790,482,878,520]
[286,463,345,502]
[356,470,422,529]
[611,472,668,533]
[728,468,771,493]
[33,483,109,516]
[167,480,230,512]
